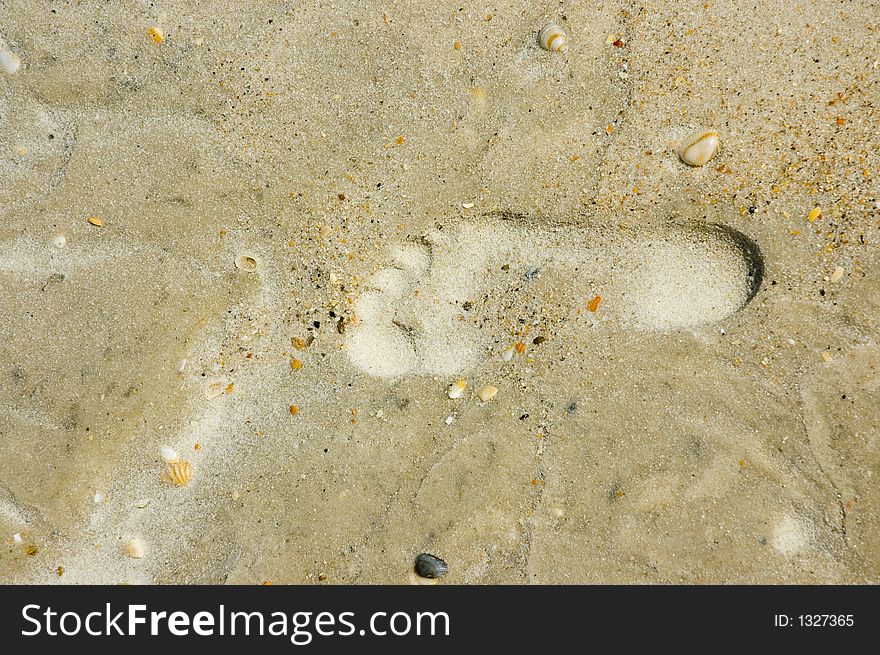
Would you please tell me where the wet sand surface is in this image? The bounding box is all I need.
[0,1,877,583]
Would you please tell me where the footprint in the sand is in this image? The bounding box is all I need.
[346,214,763,378]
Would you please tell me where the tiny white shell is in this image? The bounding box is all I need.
[123,537,145,559]
[12,532,22,545]
[679,129,720,166]
[52,234,67,248]
[234,254,258,272]
[447,380,467,399]
[93,492,105,504]
[830,266,844,283]
[501,346,515,362]
[538,23,569,53]
[159,445,179,464]
[0,49,21,75]
[175,358,188,374]
[476,385,498,402]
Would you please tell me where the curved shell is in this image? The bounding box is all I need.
[414,553,448,580]
[679,129,720,166]
[476,385,498,402]
[164,459,192,486]
[159,445,179,464]
[447,379,467,399]
[538,23,568,53]
[0,49,21,75]
[234,254,258,272]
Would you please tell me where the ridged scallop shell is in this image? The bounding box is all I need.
[679,129,720,166]
[164,459,192,486]
[538,23,568,53]
[234,255,258,272]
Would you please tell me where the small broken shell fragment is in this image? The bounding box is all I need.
[206,382,225,400]
[679,129,720,166]
[538,23,569,53]
[52,234,67,248]
[476,385,498,402]
[87,216,104,227]
[159,445,179,464]
[0,49,21,75]
[501,346,515,362]
[807,206,822,222]
[147,26,164,44]
[830,266,844,283]
[414,553,448,580]
[123,537,145,559]
[12,532,22,545]
[163,459,193,486]
[175,358,188,374]
[234,255,258,272]
[447,379,467,399]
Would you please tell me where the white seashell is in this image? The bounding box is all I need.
[538,23,569,53]
[52,234,67,248]
[159,445,179,464]
[234,254,258,272]
[175,358,188,374]
[12,532,22,545]
[93,492,105,504]
[0,49,21,75]
[445,415,454,425]
[830,266,844,283]
[679,129,720,166]
[447,380,467,399]
[501,346,515,362]
[476,385,498,402]
[123,537,145,559]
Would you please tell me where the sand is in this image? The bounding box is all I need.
[0,1,877,584]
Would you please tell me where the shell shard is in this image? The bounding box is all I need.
[206,382,225,400]
[159,445,179,464]
[476,385,498,402]
[414,553,448,580]
[123,537,145,559]
[234,255,258,272]
[447,379,467,399]
[0,49,20,75]
[679,129,720,166]
[163,459,193,486]
[538,23,569,53]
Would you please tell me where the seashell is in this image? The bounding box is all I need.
[123,537,145,559]
[476,385,498,402]
[12,532,22,545]
[538,23,569,53]
[447,379,467,399]
[234,255,258,272]
[175,358,188,374]
[163,459,192,486]
[87,216,104,227]
[414,553,448,580]
[501,346,515,362]
[0,49,21,75]
[159,445,179,464]
[147,26,164,44]
[206,382,225,400]
[678,129,720,166]
[830,266,844,283]
[52,234,67,248]
[807,206,822,222]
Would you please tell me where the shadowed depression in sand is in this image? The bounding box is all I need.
[0,1,878,584]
